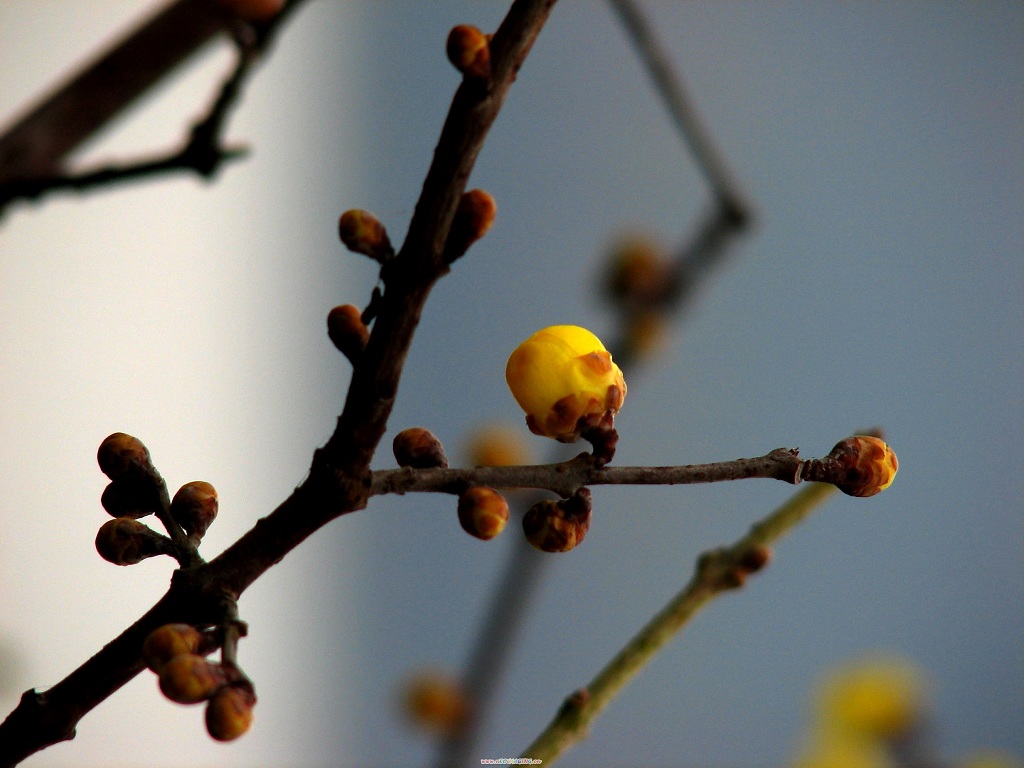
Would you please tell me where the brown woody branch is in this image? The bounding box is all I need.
[372,447,846,500]
[0,1,557,764]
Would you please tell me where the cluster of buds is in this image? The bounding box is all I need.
[143,623,256,742]
[96,433,173,565]
[506,325,626,464]
[522,488,592,553]
[94,433,220,565]
[446,24,491,81]
[97,432,167,519]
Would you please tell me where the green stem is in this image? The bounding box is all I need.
[519,482,837,764]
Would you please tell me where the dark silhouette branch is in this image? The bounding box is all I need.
[0,0,307,215]
[0,1,558,764]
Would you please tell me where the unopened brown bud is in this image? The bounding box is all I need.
[143,624,208,672]
[206,684,256,741]
[158,653,227,704]
[338,209,393,263]
[95,517,172,565]
[827,435,899,497]
[327,304,370,363]
[457,486,509,541]
[445,189,497,262]
[393,427,449,469]
[446,25,491,80]
[97,432,152,481]
[737,545,773,574]
[604,235,673,305]
[522,489,592,553]
[170,481,219,541]
[100,480,159,519]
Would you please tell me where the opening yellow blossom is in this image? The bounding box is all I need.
[505,325,626,442]
[814,655,927,741]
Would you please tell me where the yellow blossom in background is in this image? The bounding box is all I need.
[791,730,895,768]
[465,423,533,467]
[505,325,626,442]
[814,655,927,741]
[401,670,470,738]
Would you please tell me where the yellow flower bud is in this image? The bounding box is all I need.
[827,436,899,497]
[814,655,926,741]
[791,730,894,768]
[505,325,626,442]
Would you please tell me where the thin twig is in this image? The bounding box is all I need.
[373,447,824,500]
[607,0,751,219]
[0,0,307,214]
[519,483,838,764]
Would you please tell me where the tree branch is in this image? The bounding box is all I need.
[0,2,558,764]
[520,483,838,764]
[607,0,751,220]
[372,447,825,500]
[0,0,306,215]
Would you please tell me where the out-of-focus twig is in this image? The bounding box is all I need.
[520,483,838,765]
[0,0,306,215]
[608,0,751,219]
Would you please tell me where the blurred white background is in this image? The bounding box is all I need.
[1,2,1021,767]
